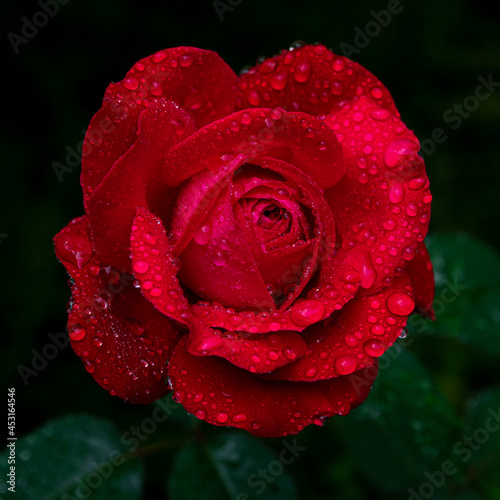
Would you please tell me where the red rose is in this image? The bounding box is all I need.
[54,44,434,437]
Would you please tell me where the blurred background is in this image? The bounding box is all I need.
[2,0,500,498]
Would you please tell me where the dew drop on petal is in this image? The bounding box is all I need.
[290,300,325,327]
[216,411,229,423]
[173,389,186,403]
[389,182,404,204]
[69,324,86,341]
[133,260,150,274]
[363,339,386,357]
[122,77,139,91]
[195,408,207,420]
[384,138,419,168]
[294,61,312,82]
[387,292,415,316]
[193,223,212,245]
[334,355,358,375]
[232,413,248,423]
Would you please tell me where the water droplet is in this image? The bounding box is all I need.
[122,77,139,91]
[353,112,364,122]
[269,108,282,120]
[383,219,397,231]
[363,339,386,357]
[409,176,426,190]
[370,324,385,336]
[55,232,93,269]
[133,260,150,274]
[179,54,194,67]
[92,337,103,348]
[370,87,383,99]
[334,355,357,375]
[331,81,343,95]
[195,408,206,420]
[193,392,204,403]
[173,389,186,403]
[333,59,345,72]
[85,361,95,373]
[406,203,418,217]
[283,347,297,360]
[193,336,223,352]
[305,367,318,377]
[248,90,261,106]
[294,61,312,82]
[69,324,86,341]
[143,233,157,245]
[387,292,415,316]
[216,411,229,423]
[344,334,359,347]
[370,108,390,120]
[290,299,325,326]
[384,138,419,168]
[150,287,162,297]
[193,223,212,245]
[271,72,288,90]
[240,111,253,125]
[232,413,248,423]
[152,51,168,63]
[389,182,404,204]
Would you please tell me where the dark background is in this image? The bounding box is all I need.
[2,0,500,498]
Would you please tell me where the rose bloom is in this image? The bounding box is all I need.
[54,44,434,437]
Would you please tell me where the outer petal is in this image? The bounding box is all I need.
[162,108,344,190]
[236,44,398,117]
[406,242,435,319]
[264,274,414,381]
[168,336,378,437]
[54,216,181,403]
[325,96,431,293]
[86,99,196,268]
[81,47,238,201]
[187,327,308,374]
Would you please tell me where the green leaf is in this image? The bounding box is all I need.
[0,414,143,500]
[168,432,299,500]
[463,386,500,491]
[407,233,500,354]
[334,346,463,492]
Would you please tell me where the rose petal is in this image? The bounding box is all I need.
[54,216,181,403]
[237,44,397,117]
[324,96,431,293]
[81,47,238,201]
[130,207,192,324]
[168,336,378,437]
[264,274,414,381]
[86,99,196,268]
[187,327,308,374]
[162,108,344,190]
[406,242,435,319]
